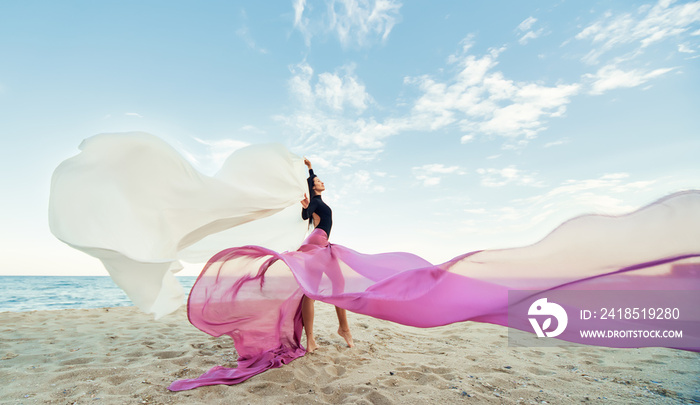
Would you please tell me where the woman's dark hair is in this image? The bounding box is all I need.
[305,174,317,228]
[307,174,317,198]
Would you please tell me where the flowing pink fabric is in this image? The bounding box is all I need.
[168,191,700,391]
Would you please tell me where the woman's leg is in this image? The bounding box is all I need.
[335,306,354,348]
[302,295,318,353]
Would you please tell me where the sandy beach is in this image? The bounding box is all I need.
[1,304,698,404]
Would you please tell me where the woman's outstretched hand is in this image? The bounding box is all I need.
[303,157,312,169]
[300,193,310,209]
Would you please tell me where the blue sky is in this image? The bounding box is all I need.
[1,0,699,276]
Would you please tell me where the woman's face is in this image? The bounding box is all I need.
[313,177,325,193]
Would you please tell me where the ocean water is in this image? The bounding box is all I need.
[0,276,197,312]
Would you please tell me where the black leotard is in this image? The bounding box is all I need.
[302,169,333,237]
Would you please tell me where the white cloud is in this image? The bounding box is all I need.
[476,165,545,188]
[518,16,537,32]
[543,138,570,148]
[584,64,675,94]
[293,0,402,48]
[575,0,700,64]
[405,46,580,145]
[293,0,311,44]
[282,38,584,166]
[678,43,695,52]
[289,62,373,113]
[342,169,386,193]
[517,16,543,45]
[125,112,143,118]
[282,8,688,174]
[524,173,630,201]
[447,35,476,64]
[519,30,543,45]
[460,134,474,143]
[413,163,465,186]
[316,71,371,112]
[240,125,266,134]
[455,173,662,248]
[303,154,332,171]
[278,62,397,168]
[516,172,657,215]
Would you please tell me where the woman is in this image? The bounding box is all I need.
[299,157,354,352]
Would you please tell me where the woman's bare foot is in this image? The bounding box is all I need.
[337,327,354,348]
[306,336,318,353]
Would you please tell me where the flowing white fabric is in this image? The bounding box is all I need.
[49,132,308,318]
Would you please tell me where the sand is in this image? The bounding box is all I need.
[1,304,698,404]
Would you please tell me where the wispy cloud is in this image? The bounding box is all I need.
[476,165,545,188]
[125,112,143,118]
[543,138,570,148]
[404,45,580,147]
[517,16,543,45]
[287,62,372,113]
[282,39,581,168]
[515,173,657,216]
[575,0,700,65]
[678,43,695,53]
[342,169,386,193]
[316,71,372,112]
[456,173,660,246]
[281,2,694,172]
[412,163,465,186]
[240,125,266,134]
[277,62,393,169]
[293,0,310,43]
[293,0,402,48]
[518,16,537,32]
[584,64,675,94]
